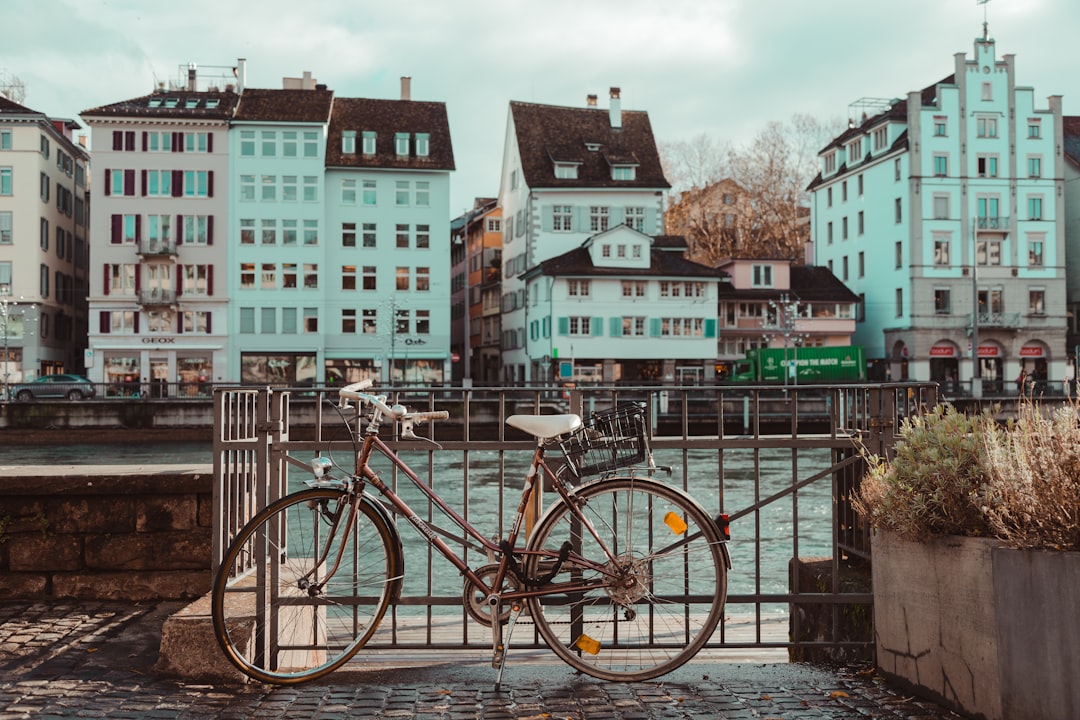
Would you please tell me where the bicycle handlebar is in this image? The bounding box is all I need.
[337,381,448,424]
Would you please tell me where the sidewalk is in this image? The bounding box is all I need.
[0,601,962,719]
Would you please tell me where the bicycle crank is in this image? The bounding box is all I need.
[463,564,520,627]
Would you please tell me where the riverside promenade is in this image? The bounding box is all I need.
[0,601,962,719]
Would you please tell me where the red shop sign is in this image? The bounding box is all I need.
[1019,346,1044,357]
[929,346,956,357]
[978,345,1000,357]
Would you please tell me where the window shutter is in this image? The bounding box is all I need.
[111,215,121,244]
[140,170,147,196]
[104,169,111,196]
[704,318,716,338]
[100,311,110,334]
[176,265,183,296]
[541,206,554,232]
[175,215,183,244]
[141,131,148,152]
[134,269,141,294]
[558,317,569,336]
[207,215,214,245]
[609,208,624,227]
[644,208,658,234]
[133,312,140,334]
[207,171,214,197]
[102,265,110,295]
[207,133,213,153]
[172,170,183,196]
[591,317,603,336]
[134,215,142,244]
[207,266,214,296]
[575,207,588,233]
[173,132,183,152]
[112,131,122,151]
[609,317,622,337]
[177,314,184,334]
[124,132,135,151]
[650,318,661,337]
[205,312,212,334]
[124,169,135,196]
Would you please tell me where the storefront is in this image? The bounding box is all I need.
[240,352,317,387]
[928,342,961,393]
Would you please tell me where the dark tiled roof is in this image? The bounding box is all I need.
[531,242,723,280]
[0,96,44,116]
[82,90,240,119]
[715,265,856,303]
[510,101,669,190]
[652,235,689,251]
[325,97,454,171]
[234,88,333,123]
[1064,116,1080,169]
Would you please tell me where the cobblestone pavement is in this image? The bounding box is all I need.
[0,601,963,719]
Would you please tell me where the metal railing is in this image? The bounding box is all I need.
[211,382,937,659]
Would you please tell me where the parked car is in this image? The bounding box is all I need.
[11,374,97,401]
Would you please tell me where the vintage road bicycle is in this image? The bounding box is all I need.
[211,380,731,686]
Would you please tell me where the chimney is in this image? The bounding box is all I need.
[187,63,198,91]
[302,71,313,90]
[586,94,598,107]
[235,58,247,93]
[401,76,412,101]
[609,87,622,129]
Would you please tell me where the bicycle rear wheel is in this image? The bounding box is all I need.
[523,476,727,681]
[211,488,399,684]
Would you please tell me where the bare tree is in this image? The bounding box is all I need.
[658,132,729,199]
[663,114,844,264]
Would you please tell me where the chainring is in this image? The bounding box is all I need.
[462,564,520,627]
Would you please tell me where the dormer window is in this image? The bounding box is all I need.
[342,130,356,154]
[846,138,862,163]
[751,264,773,288]
[362,131,376,155]
[148,98,163,108]
[395,133,410,156]
[584,142,601,152]
[554,162,578,179]
[611,165,636,181]
[164,98,179,108]
[206,98,220,109]
[415,133,429,157]
[824,151,837,174]
[185,98,200,108]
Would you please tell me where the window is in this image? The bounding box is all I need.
[933,234,951,266]
[395,133,410,156]
[841,255,849,281]
[342,222,356,247]
[895,241,903,269]
[858,174,864,196]
[396,224,410,248]
[239,174,255,201]
[621,281,646,297]
[976,238,1002,266]
[751,264,772,288]
[342,130,356,154]
[282,131,297,157]
[182,311,211,334]
[841,216,848,240]
[281,175,298,202]
[260,307,276,333]
[396,267,409,291]
[415,181,430,207]
[395,308,410,335]
[1028,196,1044,220]
[589,206,609,232]
[824,151,836,174]
[1029,289,1046,315]
[415,133,429,157]
[858,251,865,277]
[857,211,864,235]
[362,223,376,248]
[303,220,318,246]
[303,264,318,288]
[282,263,297,288]
[982,82,993,101]
[341,308,357,334]
[976,115,998,138]
[341,178,357,204]
[933,154,948,176]
[302,176,317,202]
[260,174,276,201]
[1027,156,1042,178]
[303,131,319,157]
[363,309,377,333]
[934,289,951,314]
[282,219,297,246]
[827,187,832,207]
[416,224,430,249]
[933,194,950,219]
[625,206,645,232]
[895,288,903,317]
[846,138,862,162]
[0,129,10,150]
[487,218,501,233]
[303,308,318,333]
[827,221,833,244]
[873,126,889,149]
[261,263,277,289]
[0,211,10,244]
[1028,235,1045,267]
[553,205,572,232]
[395,180,409,206]
[415,267,430,291]
[933,117,947,136]
[261,131,276,157]
[106,263,137,294]
[611,166,636,181]
[842,181,848,202]
[977,154,998,177]
[554,163,578,179]
[362,179,376,205]
[281,308,297,334]
[1028,120,1042,139]
[894,198,902,224]
[240,263,255,289]
[240,308,255,333]
[977,195,1002,227]
[567,280,591,297]
[181,215,210,245]
[0,167,11,195]
[261,219,277,245]
[568,316,593,337]
[621,316,646,336]
[362,266,376,290]
[362,131,376,155]
[894,158,901,181]
[147,214,173,249]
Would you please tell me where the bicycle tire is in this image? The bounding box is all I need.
[523,476,727,681]
[211,488,399,684]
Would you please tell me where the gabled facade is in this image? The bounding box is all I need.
[81,86,237,393]
[810,35,1064,392]
[524,226,722,384]
[450,197,501,384]
[497,89,670,383]
[0,96,90,383]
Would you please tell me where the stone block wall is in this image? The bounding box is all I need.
[0,465,214,601]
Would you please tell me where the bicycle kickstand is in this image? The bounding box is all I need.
[491,600,525,692]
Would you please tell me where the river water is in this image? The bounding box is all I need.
[0,442,834,601]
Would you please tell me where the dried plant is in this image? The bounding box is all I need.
[854,405,994,541]
[981,399,1080,551]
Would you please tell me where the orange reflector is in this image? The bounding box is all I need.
[575,634,601,655]
[664,511,688,535]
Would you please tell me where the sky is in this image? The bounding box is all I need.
[3,0,1078,216]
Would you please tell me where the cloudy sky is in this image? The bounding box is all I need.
[4,0,1077,214]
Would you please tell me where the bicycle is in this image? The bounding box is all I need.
[211,380,730,686]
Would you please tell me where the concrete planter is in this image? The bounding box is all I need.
[872,529,1080,720]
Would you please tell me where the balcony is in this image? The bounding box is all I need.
[970,312,1022,330]
[136,239,178,257]
[139,289,177,307]
[975,216,1009,232]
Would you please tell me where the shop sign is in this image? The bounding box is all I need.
[978,345,1000,357]
[1020,346,1044,357]
[929,345,956,357]
[141,337,176,344]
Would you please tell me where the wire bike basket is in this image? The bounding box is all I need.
[558,403,649,479]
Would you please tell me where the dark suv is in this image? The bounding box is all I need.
[10,374,97,401]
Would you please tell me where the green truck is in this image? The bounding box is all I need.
[730,346,866,383]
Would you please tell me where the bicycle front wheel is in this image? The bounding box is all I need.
[211,488,399,684]
[524,476,727,681]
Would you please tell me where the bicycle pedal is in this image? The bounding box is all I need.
[492,644,505,670]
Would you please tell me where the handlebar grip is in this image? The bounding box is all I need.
[338,379,374,399]
[410,410,450,423]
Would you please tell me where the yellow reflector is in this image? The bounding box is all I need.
[664,511,688,535]
[575,634,601,655]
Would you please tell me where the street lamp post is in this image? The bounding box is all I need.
[767,293,802,389]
